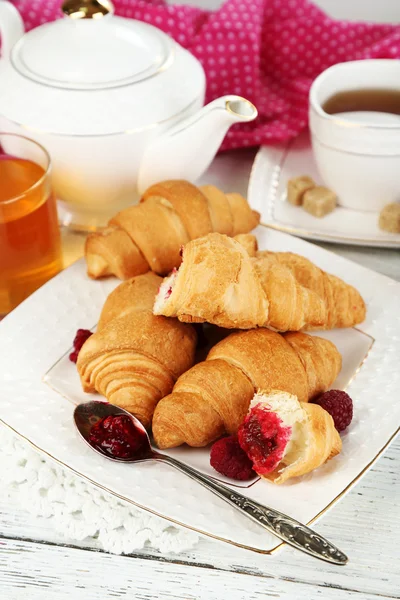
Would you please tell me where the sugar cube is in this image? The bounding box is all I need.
[287,176,315,206]
[303,186,337,218]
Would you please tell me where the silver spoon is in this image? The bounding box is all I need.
[74,401,348,565]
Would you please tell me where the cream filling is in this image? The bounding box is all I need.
[153,270,177,314]
[250,391,307,468]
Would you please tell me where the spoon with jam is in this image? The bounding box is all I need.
[74,401,347,565]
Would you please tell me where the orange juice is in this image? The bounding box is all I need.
[0,153,62,315]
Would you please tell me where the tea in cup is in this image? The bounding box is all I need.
[309,60,400,212]
[0,133,62,316]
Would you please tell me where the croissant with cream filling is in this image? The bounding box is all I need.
[238,390,342,484]
[154,233,327,331]
[154,232,366,331]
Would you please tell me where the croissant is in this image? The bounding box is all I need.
[238,390,342,484]
[154,233,327,331]
[85,180,260,280]
[77,273,197,427]
[154,232,366,331]
[255,250,366,329]
[152,328,341,448]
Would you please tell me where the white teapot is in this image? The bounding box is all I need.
[0,0,257,229]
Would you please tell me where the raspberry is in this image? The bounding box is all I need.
[69,349,79,363]
[210,435,255,480]
[312,390,353,432]
[73,328,92,348]
[69,328,92,363]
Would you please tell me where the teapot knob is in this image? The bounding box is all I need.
[62,0,114,19]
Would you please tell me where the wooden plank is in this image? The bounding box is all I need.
[1,439,399,598]
[0,538,397,600]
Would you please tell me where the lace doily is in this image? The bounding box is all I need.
[0,425,199,555]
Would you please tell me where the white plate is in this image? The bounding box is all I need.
[248,132,400,248]
[1,226,399,554]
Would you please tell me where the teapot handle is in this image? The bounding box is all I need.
[0,1,24,59]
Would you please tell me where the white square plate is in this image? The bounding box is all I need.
[248,132,400,248]
[1,226,399,554]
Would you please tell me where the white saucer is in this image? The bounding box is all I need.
[248,131,400,248]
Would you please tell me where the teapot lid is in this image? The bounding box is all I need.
[10,0,174,90]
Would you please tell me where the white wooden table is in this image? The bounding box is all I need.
[1,150,399,599]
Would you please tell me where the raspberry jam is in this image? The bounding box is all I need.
[89,414,147,459]
[238,404,291,476]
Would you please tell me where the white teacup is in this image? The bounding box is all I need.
[309,60,400,212]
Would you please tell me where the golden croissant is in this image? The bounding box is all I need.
[154,232,327,331]
[152,328,342,448]
[77,272,197,427]
[238,390,342,484]
[154,232,366,331]
[85,180,260,280]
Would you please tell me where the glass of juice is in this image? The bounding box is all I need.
[0,133,63,316]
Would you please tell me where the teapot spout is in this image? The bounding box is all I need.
[138,95,257,193]
[0,1,24,59]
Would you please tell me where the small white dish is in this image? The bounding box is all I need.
[0,226,399,554]
[248,132,400,248]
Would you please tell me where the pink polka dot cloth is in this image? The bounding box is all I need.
[10,0,400,150]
